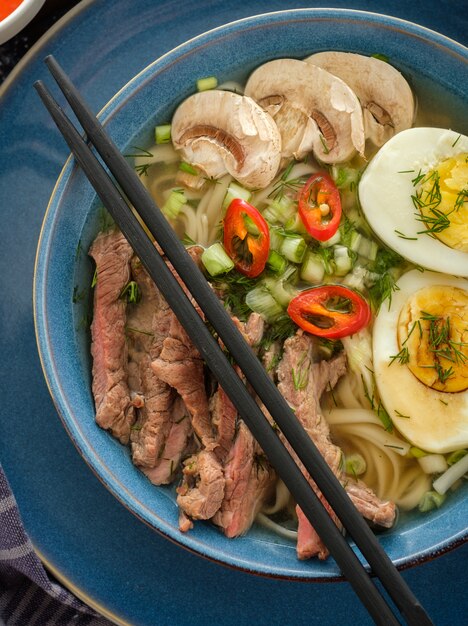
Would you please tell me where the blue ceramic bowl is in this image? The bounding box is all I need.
[34,9,468,579]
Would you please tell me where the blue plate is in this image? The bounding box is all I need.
[1,0,467,624]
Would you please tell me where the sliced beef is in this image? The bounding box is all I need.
[177,450,225,521]
[127,260,181,474]
[89,230,135,444]
[141,397,193,485]
[213,422,275,537]
[152,316,215,449]
[277,331,346,559]
[210,387,237,463]
[151,246,216,450]
[277,330,396,558]
[244,312,265,347]
[345,478,396,528]
[213,314,276,537]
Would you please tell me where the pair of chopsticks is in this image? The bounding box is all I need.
[35,55,433,626]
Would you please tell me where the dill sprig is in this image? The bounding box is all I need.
[291,351,311,391]
[412,170,453,236]
[388,346,410,365]
[125,146,154,177]
[418,311,468,384]
[268,161,307,202]
[367,247,404,311]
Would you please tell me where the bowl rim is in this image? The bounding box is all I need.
[34,7,468,581]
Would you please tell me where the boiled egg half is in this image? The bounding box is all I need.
[359,127,468,276]
[373,269,468,453]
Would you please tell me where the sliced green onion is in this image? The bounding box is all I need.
[246,286,283,322]
[179,161,199,176]
[197,76,218,91]
[222,182,252,210]
[280,235,307,264]
[155,124,171,144]
[263,196,296,224]
[410,446,428,459]
[263,277,296,308]
[319,230,341,248]
[162,190,185,218]
[119,280,141,304]
[280,263,299,284]
[201,243,234,276]
[267,250,288,274]
[433,453,468,495]
[331,165,360,189]
[357,237,379,261]
[284,212,307,234]
[269,228,284,252]
[418,454,448,475]
[447,449,467,466]
[301,250,325,284]
[333,246,353,277]
[162,189,186,219]
[418,490,446,513]
[349,231,363,253]
[345,453,367,477]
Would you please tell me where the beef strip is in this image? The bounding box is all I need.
[212,314,276,537]
[213,422,275,537]
[151,247,216,450]
[277,331,347,559]
[141,396,193,485]
[277,330,396,559]
[89,230,135,444]
[345,478,396,528]
[127,260,185,477]
[176,450,225,521]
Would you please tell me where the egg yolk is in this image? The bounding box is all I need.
[397,285,468,393]
[415,153,468,252]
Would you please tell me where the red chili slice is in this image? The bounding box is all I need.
[287,285,371,339]
[223,198,270,278]
[298,172,342,242]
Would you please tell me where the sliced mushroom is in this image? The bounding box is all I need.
[305,52,415,147]
[171,90,281,189]
[244,58,365,164]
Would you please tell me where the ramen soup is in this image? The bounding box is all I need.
[87,53,468,560]
[0,0,24,21]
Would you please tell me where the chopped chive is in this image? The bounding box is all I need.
[155,124,171,144]
[371,53,389,63]
[418,490,446,513]
[197,76,218,91]
[447,449,467,466]
[451,134,461,147]
[179,161,198,176]
[267,250,288,274]
[201,243,235,276]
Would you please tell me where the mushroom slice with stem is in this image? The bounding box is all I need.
[171,90,281,189]
[305,52,415,147]
[244,58,365,164]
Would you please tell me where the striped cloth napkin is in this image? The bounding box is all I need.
[0,464,113,626]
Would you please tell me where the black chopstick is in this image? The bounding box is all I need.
[35,58,433,626]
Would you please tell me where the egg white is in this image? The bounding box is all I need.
[373,269,468,453]
[359,127,468,276]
